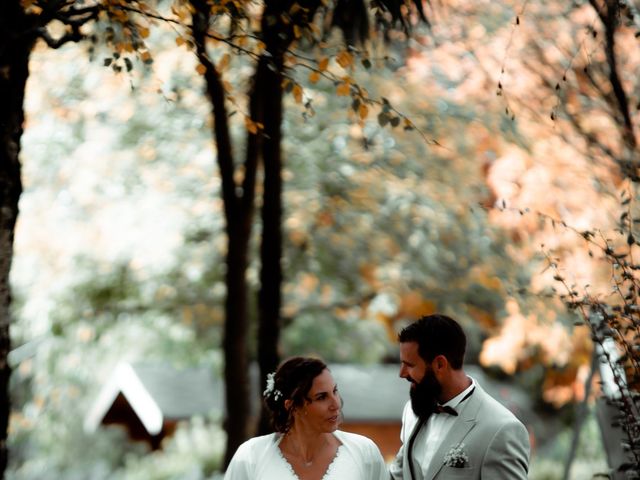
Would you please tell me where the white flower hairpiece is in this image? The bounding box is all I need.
[443,442,469,468]
[263,372,283,401]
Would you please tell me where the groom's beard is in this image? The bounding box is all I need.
[409,369,442,418]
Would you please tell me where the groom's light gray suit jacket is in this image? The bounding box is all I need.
[389,382,530,480]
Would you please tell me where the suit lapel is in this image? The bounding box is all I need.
[400,403,423,480]
[423,386,485,480]
[407,416,427,480]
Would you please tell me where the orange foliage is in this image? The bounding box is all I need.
[397,291,437,320]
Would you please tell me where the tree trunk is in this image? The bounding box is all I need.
[254,0,323,436]
[202,66,254,470]
[222,227,252,467]
[256,55,284,435]
[0,3,33,476]
[190,1,260,466]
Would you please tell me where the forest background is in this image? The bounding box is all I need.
[3,0,639,479]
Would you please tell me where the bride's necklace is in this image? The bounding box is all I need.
[284,435,328,468]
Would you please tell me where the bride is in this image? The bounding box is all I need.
[224,356,388,480]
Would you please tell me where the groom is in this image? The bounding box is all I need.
[389,314,530,480]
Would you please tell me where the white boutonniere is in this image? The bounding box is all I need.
[443,442,469,468]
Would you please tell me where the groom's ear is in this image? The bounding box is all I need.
[432,355,448,372]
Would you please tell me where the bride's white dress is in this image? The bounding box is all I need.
[224,430,388,480]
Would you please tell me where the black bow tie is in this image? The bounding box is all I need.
[432,387,475,416]
[433,404,458,416]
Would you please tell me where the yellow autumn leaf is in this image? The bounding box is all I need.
[292,84,303,104]
[113,9,128,21]
[176,36,186,46]
[336,82,350,96]
[318,57,329,72]
[139,26,150,39]
[293,24,302,39]
[290,3,302,15]
[245,117,258,135]
[196,63,207,75]
[309,71,321,84]
[219,53,230,70]
[358,103,369,120]
[171,4,190,22]
[336,51,353,69]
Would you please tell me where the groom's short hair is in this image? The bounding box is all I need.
[398,314,466,369]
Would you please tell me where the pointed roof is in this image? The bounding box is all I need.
[84,362,220,436]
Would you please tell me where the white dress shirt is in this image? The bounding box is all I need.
[411,377,476,479]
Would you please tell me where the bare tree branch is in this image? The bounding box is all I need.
[37,25,84,48]
[54,5,101,27]
[591,0,637,150]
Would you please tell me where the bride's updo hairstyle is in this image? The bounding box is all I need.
[263,356,328,433]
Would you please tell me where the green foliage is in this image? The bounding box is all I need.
[9,257,223,479]
[280,66,537,360]
[119,416,225,480]
[282,312,390,363]
[528,411,608,480]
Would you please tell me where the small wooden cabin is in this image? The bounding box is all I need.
[84,362,220,449]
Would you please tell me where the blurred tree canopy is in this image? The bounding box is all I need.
[171,0,432,459]
[3,0,433,469]
[7,15,539,478]
[5,0,640,477]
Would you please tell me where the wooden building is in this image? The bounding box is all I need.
[84,362,220,449]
